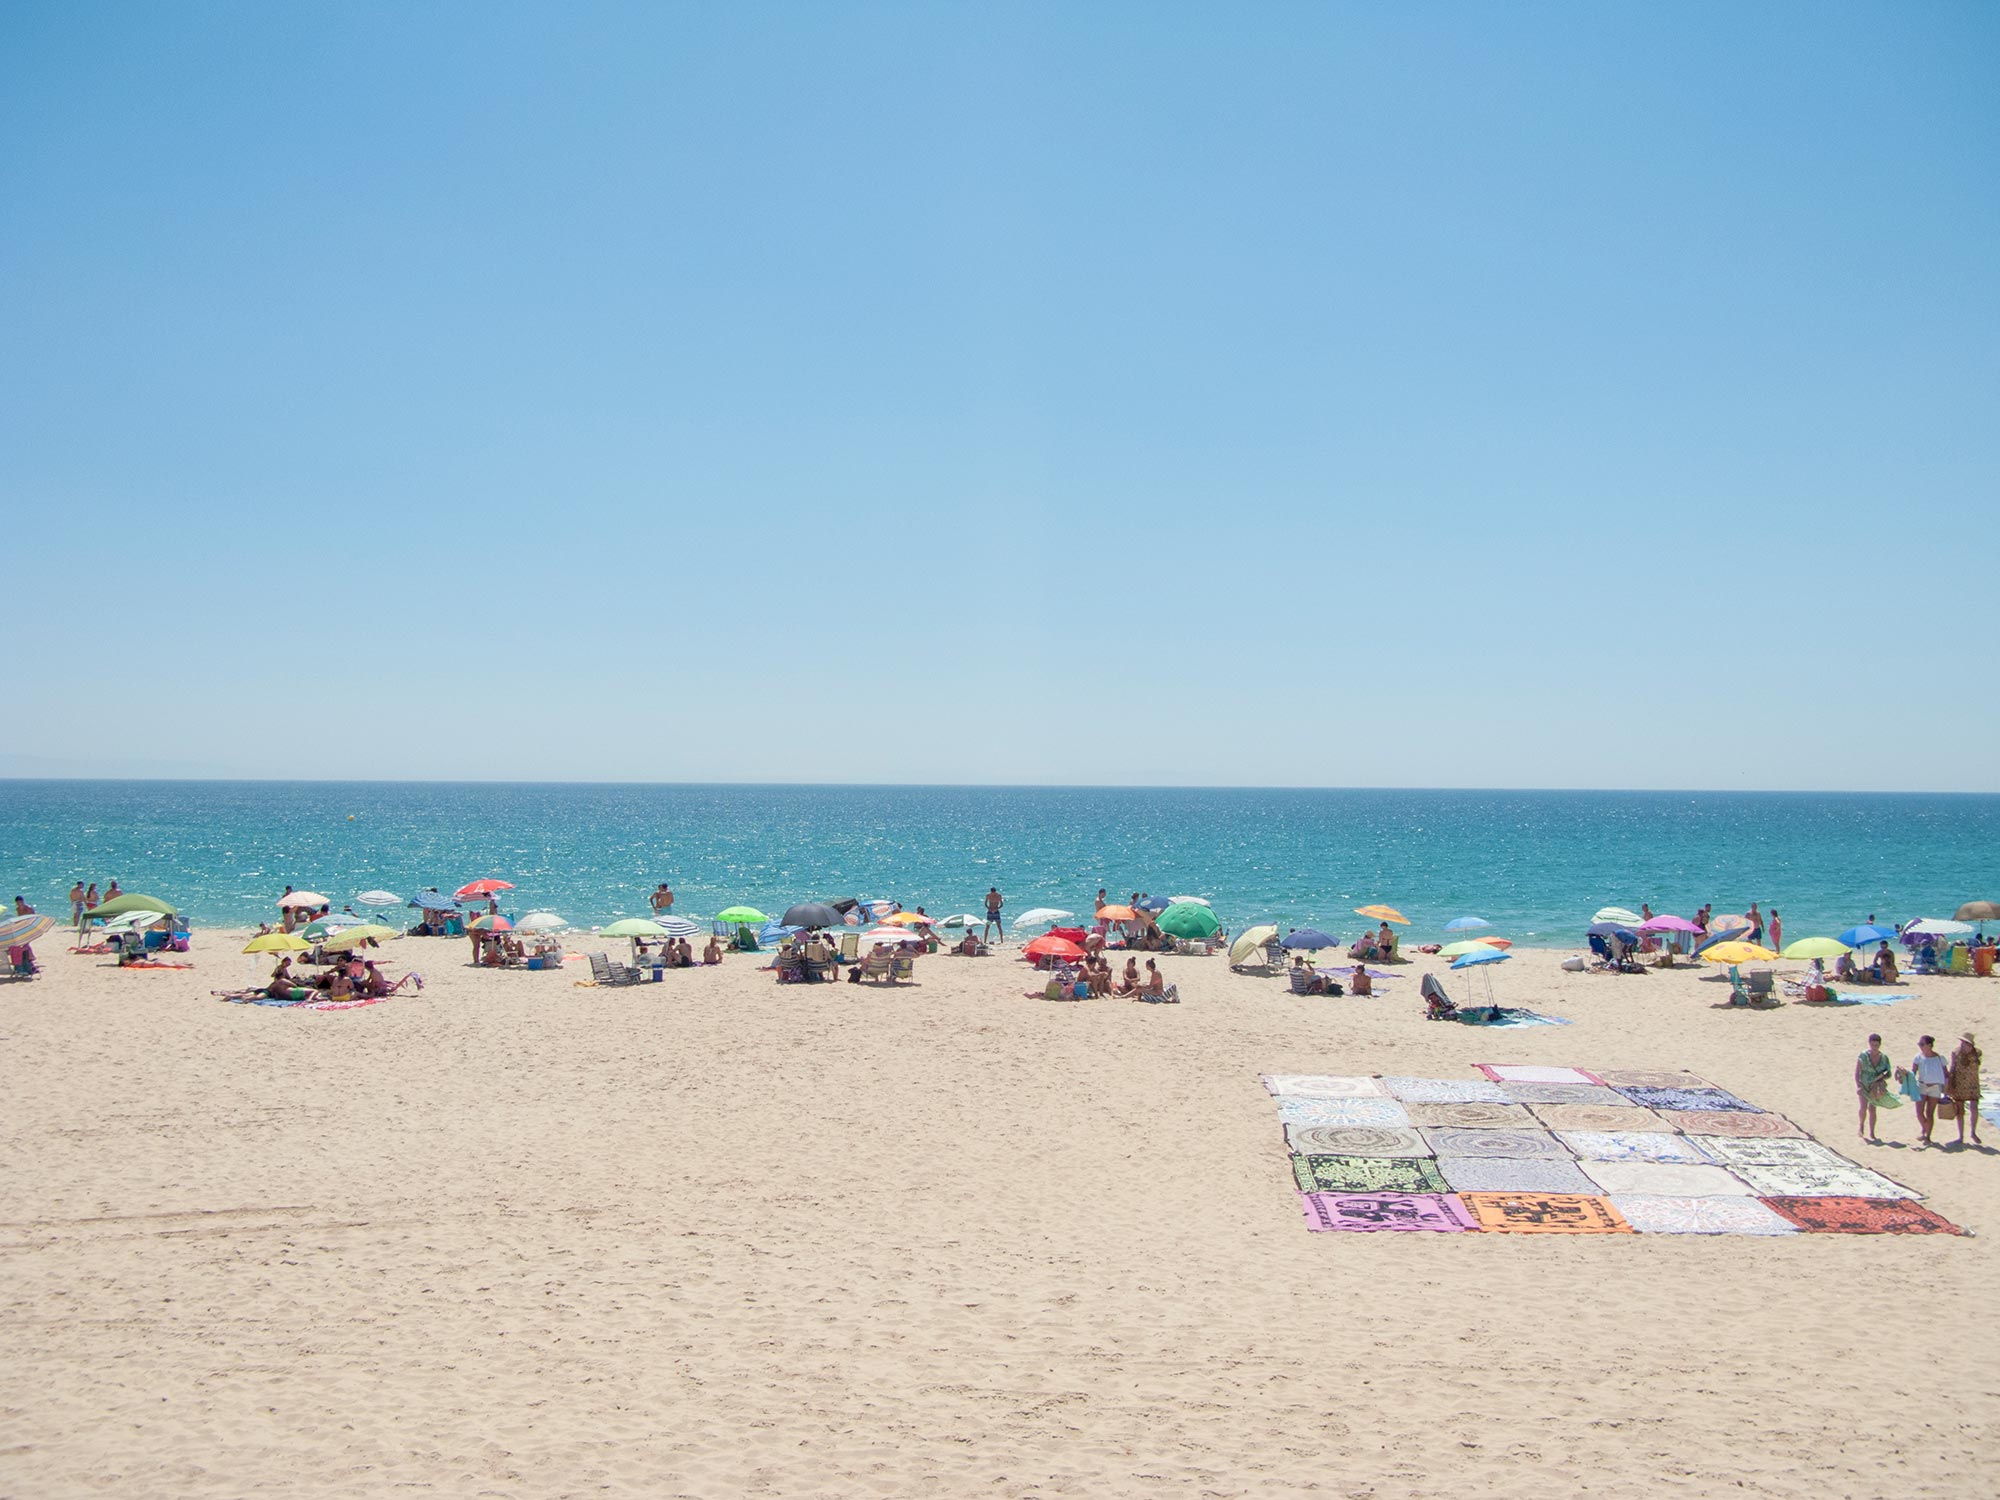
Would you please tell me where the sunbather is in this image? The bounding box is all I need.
[1349,967,1373,996]
[1113,958,1142,996]
[361,961,420,996]
[1873,942,1899,983]
[704,936,723,965]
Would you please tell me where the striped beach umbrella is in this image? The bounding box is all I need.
[0,914,57,945]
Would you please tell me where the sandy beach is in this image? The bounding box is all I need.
[2,933,1995,1497]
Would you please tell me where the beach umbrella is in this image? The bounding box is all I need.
[1228,924,1279,966]
[601,918,668,938]
[1477,937,1513,948]
[1443,916,1490,931]
[1780,937,1851,960]
[758,921,799,944]
[859,926,919,949]
[321,923,398,950]
[1167,896,1211,907]
[934,913,988,929]
[1450,946,1512,969]
[468,914,513,932]
[1023,934,1085,961]
[408,891,458,911]
[1135,895,1171,912]
[1701,941,1777,966]
[455,879,514,899]
[1593,907,1644,926]
[84,893,177,919]
[104,910,169,930]
[516,912,568,933]
[1095,904,1138,922]
[1438,939,1498,958]
[242,931,310,954]
[301,913,370,938]
[0,914,57,945]
[1280,928,1338,950]
[714,906,768,925]
[1156,902,1220,940]
[883,912,932,927]
[650,915,701,938]
[1837,924,1897,948]
[1638,915,1700,934]
[1011,908,1073,929]
[1952,900,1999,922]
[1707,913,1754,935]
[279,891,329,909]
[781,903,842,930]
[1905,918,1973,939]
[354,890,402,907]
[1355,905,1409,924]
[1586,922,1638,940]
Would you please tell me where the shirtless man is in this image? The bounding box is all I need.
[984,886,1004,937]
[650,883,674,916]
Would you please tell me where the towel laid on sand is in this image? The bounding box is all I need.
[1555,1130,1710,1165]
[1762,1196,1961,1234]
[1300,1192,1477,1233]
[1609,1195,1799,1236]
[1456,1192,1633,1234]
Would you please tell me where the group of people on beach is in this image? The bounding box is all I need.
[1029,953,1177,1002]
[1855,1032,1983,1148]
[263,952,419,1003]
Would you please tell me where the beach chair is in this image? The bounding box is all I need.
[1744,970,1777,1006]
[588,953,638,987]
[1288,966,1317,996]
[1420,973,1458,1021]
[890,955,915,984]
[838,932,860,964]
[775,955,807,983]
[859,950,893,983]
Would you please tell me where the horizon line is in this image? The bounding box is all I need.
[3,776,1997,797]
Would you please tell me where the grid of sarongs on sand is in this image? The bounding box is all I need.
[1261,1067,1963,1237]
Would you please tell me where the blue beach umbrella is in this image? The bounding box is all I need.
[408,891,459,912]
[1280,928,1338,950]
[1136,895,1171,912]
[1444,916,1491,932]
[1450,947,1512,970]
[1837,924,1898,948]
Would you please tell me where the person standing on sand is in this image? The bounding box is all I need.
[1946,1034,1982,1147]
[984,886,1004,937]
[1746,903,1763,945]
[84,883,98,915]
[1910,1036,1949,1147]
[1855,1034,1892,1141]
[69,881,85,925]
[649,883,674,916]
[105,879,121,901]
[13,896,34,916]
[1768,908,1782,954]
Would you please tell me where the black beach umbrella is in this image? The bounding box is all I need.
[782,902,843,930]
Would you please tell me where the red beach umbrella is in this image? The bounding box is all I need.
[456,879,515,899]
[1024,935,1085,960]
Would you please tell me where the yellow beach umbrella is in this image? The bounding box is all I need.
[1780,937,1851,961]
[1229,924,1279,966]
[1355,904,1410,924]
[884,911,931,927]
[243,932,310,954]
[319,923,398,950]
[1702,941,1777,966]
[1438,939,1499,958]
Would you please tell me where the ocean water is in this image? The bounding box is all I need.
[2,781,1995,944]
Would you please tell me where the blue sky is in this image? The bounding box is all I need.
[3,2,1995,788]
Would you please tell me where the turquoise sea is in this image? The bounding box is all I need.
[2,781,1994,944]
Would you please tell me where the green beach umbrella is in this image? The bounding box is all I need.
[84,893,177,919]
[1438,939,1502,958]
[1156,902,1220,940]
[320,924,398,950]
[1780,937,1853,960]
[714,906,767,925]
[601,918,669,938]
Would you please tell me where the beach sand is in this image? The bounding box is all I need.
[2,934,1994,1496]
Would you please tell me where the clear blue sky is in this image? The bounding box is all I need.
[3,2,1995,788]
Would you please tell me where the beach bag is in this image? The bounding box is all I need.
[1561,956,1586,972]
[1937,1098,1959,1121]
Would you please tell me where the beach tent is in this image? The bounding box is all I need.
[84,893,177,920]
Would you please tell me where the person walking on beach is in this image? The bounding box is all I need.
[1911,1035,1950,1146]
[1946,1033,1982,1147]
[1856,1034,1892,1141]
[1746,903,1763,945]
[1768,908,1782,954]
[69,881,85,926]
[649,883,674,916]
[984,886,1004,937]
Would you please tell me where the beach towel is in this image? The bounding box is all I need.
[1555,1130,1711,1165]
[1497,1082,1626,1106]
[1419,1125,1568,1161]
[1291,1154,1449,1194]
[1613,1085,1762,1114]
[1728,1159,1919,1200]
[119,961,194,970]
[1300,1191,1477,1233]
[1578,1160,1753,1197]
[304,994,384,1010]
[1461,1009,1571,1027]
[1609,1195,1799,1236]
[1661,1108,1804,1139]
[1528,1103,1669,1134]
[1404,1101,1537,1130]
[1592,1069,1716,1090]
[1436,1154,1597,1194]
[1691,1136,1853,1172]
[1456,1192,1633,1234]
[1473,1064,1605,1085]
[1260,1074,1390,1099]
[1274,1096,1412,1129]
[1761,1196,1962,1235]
[1285,1124,1433,1159]
[1816,990,1916,1006]
[1381,1076,1510,1104]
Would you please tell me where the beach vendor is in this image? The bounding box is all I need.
[1855,1034,1893,1141]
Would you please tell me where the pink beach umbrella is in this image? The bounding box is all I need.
[1638,915,1700,933]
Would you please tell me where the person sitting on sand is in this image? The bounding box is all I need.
[704,935,723,965]
[1113,957,1142,996]
[1137,959,1179,1003]
[1349,966,1373,997]
[1872,942,1899,984]
[265,957,303,1000]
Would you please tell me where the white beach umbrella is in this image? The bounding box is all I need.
[279,891,329,909]
[1905,918,1973,938]
[1593,907,1644,926]
[934,913,989,929]
[354,890,402,907]
[1010,908,1074,929]
[516,912,569,933]
[653,915,702,938]
[1167,896,1212,907]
